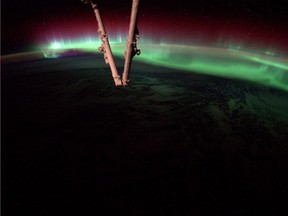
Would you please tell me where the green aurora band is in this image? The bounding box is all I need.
[3,38,288,92]
[43,39,288,91]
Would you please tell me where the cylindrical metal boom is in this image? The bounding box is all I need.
[122,0,141,86]
[91,2,122,86]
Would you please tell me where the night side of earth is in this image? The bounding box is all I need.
[1,0,288,215]
[2,52,288,215]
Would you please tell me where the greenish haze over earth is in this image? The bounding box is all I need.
[4,41,288,91]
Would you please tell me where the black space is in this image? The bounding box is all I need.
[1,0,288,54]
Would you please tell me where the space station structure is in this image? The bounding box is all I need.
[122,0,141,86]
[82,0,141,86]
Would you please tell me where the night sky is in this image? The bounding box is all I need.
[1,0,288,55]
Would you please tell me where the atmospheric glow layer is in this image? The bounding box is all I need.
[40,38,288,92]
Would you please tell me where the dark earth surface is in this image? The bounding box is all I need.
[2,55,288,215]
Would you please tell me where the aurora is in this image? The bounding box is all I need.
[2,37,287,92]
[35,37,288,92]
